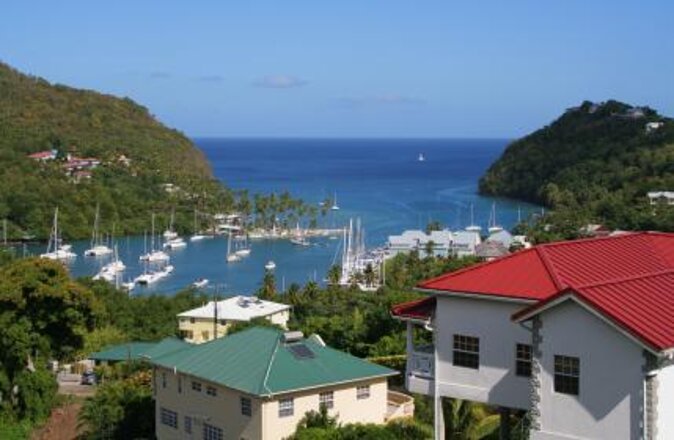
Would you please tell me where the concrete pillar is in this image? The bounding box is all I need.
[499,407,511,440]
[434,395,445,440]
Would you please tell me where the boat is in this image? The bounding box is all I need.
[290,223,310,246]
[135,264,173,285]
[139,214,171,262]
[234,235,251,257]
[190,209,206,241]
[331,192,340,210]
[488,202,504,234]
[418,153,425,162]
[84,204,112,256]
[121,281,135,291]
[163,209,178,240]
[465,203,482,233]
[101,245,125,273]
[163,237,187,249]
[40,208,77,260]
[226,232,241,262]
[192,278,209,288]
[265,260,276,271]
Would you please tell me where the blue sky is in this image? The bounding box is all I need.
[1,1,673,138]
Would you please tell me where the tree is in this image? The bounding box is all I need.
[424,240,436,258]
[426,220,442,234]
[327,264,341,285]
[258,272,277,300]
[443,398,500,439]
[363,263,377,287]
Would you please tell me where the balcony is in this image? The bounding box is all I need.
[385,390,415,421]
[409,344,434,378]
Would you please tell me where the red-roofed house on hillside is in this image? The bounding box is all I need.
[27,149,57,161]
[392,232,674,440]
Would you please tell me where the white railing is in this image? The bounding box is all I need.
[386,390,415,421]
[409,346,434,378]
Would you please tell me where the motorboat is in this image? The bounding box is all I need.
[265,260,276,271]
[163,237,187,249]
[192,278,209,288]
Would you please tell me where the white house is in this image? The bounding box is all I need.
[393,232,674,440]
[647,191,674,206]
[450,230,482,257]
[177,296,291,343]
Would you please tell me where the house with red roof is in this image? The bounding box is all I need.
[392,232,674,440]
[27,149,57,161]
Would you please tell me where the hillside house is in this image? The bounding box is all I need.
[150,327,412,440]
[27,149,57,161]
[177,296,290,344]
[647,191,674,206]
[393,232,674,439]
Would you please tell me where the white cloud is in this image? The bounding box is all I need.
[254,75,308,89]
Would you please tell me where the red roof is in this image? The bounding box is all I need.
[395,232,674,351]
[27,151,54,159]
[391,297,436,322]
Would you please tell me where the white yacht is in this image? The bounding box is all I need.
[190,209,206,241]
[265,260,276,271]
[84,204,112,256]
[331,192,340,210]
[488,202,504,234]
[163,237,187,250]
[234,235,251,257]
[163,209,178,240]
[418,153,425,162]
[465,203,482,233]
[290,223,310,246]
[41,208,77,260]
[139,214,170,262]
[226,233,241,262]
[192,278,209,288]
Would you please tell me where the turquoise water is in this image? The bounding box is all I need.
[49,138,537,295]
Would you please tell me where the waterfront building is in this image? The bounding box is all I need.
[151,327,412,440]
[387,229,481,258]
[394,232,674,440]
[177,296,291,344]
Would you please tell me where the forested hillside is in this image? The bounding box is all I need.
[479,100,674,233]
[0,62,228,239]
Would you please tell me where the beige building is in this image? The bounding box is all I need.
[177,296,290,343]
[151,327,413,440]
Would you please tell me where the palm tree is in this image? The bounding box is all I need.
[327,264,341,285]
[443,398,500,439]
[425,240,436,258]
[363,263,376,287]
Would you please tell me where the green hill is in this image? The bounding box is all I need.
[0,62,229,239]
[479,100,674,232]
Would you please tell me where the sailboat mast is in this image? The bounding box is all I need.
[150,213,156,251]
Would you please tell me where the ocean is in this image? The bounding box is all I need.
[55,138,537,295]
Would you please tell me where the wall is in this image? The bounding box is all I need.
[656,361,674,439]
[261,379,388,440]
[154,366,263,440]
[532,301,645,440]
[434,295,532,409]
[178,310,290,344]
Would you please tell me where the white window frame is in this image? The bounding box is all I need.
[356,385,370,400]
[279,397,294,417]
[206,385,217,397]
[241,396,252,417]
[192,381,202,392]
[160,407,178,429]
[319,391,334,409]
[203,423,223,440]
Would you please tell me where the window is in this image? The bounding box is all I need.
[453,334,479,369]
[220,319,227,326]
[184,416,192,434]
[160,407,178,429]
[279,398,294,417]
[241,397,252,416]
[178,376,182,393]
[356,385,370,400]
[554,355,580,396]
[192,381,202,392]
[203,423,223,440]
[319,391,334,409]
[515,344,532,377]
[207,386,217,397]
[202,330,210,340]
[190,317,196,324]
[162,372,167,388]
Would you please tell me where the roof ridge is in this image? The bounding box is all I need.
[575,268,674,290]
[260,334,282,396]
[535,246,565,290]
[539,231,645,250]
[417,247,538,288]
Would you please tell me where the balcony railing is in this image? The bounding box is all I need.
[409,344,434,378]
[386,390,415,421]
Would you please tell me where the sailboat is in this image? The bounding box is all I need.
[418,153,426,162]
[139,213,170,262]
[84,204,113,256]
[40,208,77,260]
[331,192,340,210]
[488,202,504,234]
[226,232,241,262]
[234,234,251,257]
[290,223,310,246]
[190,209,206,241]
[163,209,178,240]
[101,244,125,273]
[465,203,482,233]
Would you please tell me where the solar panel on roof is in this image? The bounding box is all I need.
[288,343,315,359]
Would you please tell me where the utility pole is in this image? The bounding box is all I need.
[212,284,219,341]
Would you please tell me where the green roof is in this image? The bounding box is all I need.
[89,337,191,362]
[150,327,397,397]
[89,342,156,362]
